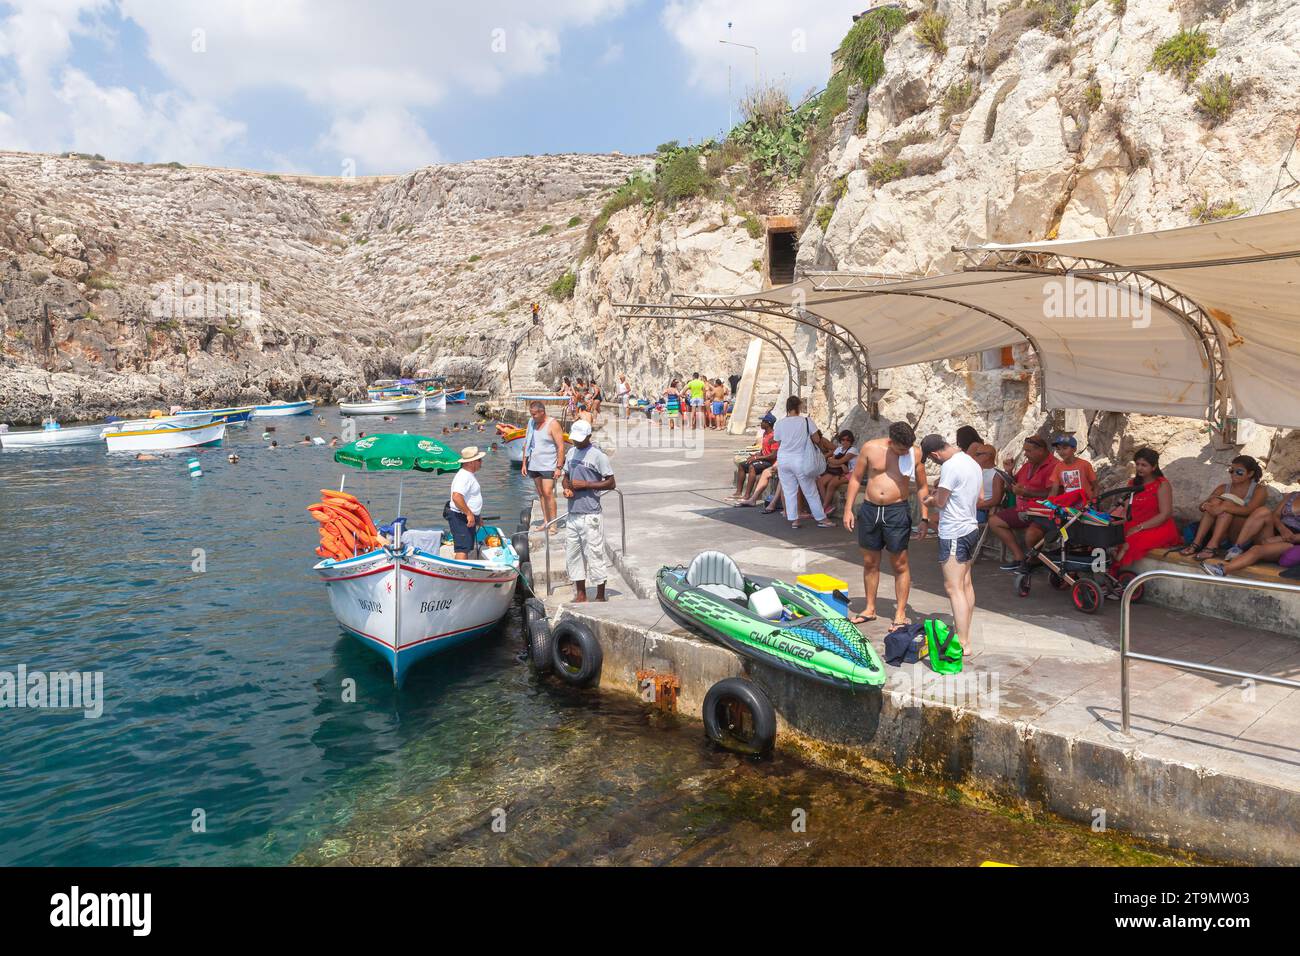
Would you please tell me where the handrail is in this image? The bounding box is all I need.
[1120,568,1300,734]
[542,488,626,597]
[505,323,545,394]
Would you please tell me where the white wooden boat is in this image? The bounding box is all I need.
[0,421,107,449]
[314,525,520,686]
[251,401,314,418]
[495,423,527,463]
[338,394,424,415]
[424,389,446,411]
[175,405,254,425]
[103,419,226,452]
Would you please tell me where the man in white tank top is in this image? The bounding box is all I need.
[842,421,930,627]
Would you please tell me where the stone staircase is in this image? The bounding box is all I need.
[733,316,796,430]
[505,327,551,396]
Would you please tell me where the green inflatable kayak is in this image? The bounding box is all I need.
[656,552,886,689]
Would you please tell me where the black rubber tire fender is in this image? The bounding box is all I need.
[523,598,552,673]
[703,677,776,757]
[518,560,534,594]
[517,506,532,534]
[551,619,602,687]
[511,530,530,564]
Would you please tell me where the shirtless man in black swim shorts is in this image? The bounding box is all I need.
[842,421,930,627]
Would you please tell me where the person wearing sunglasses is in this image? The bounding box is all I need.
[1202,490,1300,577]
[1179,455,1268,561]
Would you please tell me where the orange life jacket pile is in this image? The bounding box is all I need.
[308,489,382,561]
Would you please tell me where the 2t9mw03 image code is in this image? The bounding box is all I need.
[1116,893,1251,906]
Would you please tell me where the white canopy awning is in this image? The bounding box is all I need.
[718,207,1300,427]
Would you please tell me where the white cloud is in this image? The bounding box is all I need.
[319,107,442,175]
[118,1,629,108]
[0,0,244,161]
[0,0,630,168]
[597,41,624,66]
[661,0,866,96]
[56,67,245,162]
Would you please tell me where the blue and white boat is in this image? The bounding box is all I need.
[251,400,314,418]
[314,525,520,686]
[175,405,254,425]
[445,388,467,404]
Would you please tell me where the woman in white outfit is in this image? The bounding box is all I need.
[772,395,835,529]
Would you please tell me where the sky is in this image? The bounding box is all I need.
[0,0,870,175]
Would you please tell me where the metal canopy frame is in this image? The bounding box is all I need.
[616,241,1241,430]
[953,246,1232,427]
[613,293,877,413]
[617,306,800,397]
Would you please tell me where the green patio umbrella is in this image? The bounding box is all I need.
[333,433,461,473]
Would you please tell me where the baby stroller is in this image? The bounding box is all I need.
[1011,486,1147,613]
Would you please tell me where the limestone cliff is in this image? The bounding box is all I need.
[0,152,648,423]
[545,0,1300,510]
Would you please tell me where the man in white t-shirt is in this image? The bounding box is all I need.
[448,446,486,560]
[920,434,983,654]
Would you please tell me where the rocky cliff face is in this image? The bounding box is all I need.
[545,0,1300,510]
[809,0,1300,505]
[0,151,648,423]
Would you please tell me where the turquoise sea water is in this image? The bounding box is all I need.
[0,407,1194,867]
[0,407,528,866]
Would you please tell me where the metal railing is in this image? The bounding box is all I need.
[540,488,626,596]
[505,324,545,394]
[1120,568,1300,734]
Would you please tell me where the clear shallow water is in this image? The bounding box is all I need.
[0,407,526,866]
[0,408,1193,866]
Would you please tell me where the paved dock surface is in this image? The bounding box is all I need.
[528,415,1300,861]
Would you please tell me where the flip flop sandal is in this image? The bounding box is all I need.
[1178,543,1203,556]
[1193,548,1216,561]
[849,614,876,625]
[891,617,913,627]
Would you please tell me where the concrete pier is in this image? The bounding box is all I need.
[519,413,1300,863]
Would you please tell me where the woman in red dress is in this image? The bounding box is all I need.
[1114,447,1181,567]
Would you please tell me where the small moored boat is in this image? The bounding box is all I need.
[103,418,226,452]
[175,405,254,425]
[0,420,108,449]
[339,394,424,415]
[496,423,526,463]
[445,388,467,404]
[251,401,314,418]
[310,434,520,686]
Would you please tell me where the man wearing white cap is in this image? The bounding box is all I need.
[561,419,616,602]
[448,446,486,560]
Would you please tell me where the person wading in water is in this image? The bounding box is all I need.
[521,400,565,533]
[842,421,930,627]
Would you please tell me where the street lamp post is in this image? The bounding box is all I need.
[719,39,759,133]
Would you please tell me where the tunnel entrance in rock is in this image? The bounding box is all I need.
[766,220,798,287]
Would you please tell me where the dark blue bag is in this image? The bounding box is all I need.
[884,621,926,666]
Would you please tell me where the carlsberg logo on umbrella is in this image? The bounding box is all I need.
[333,433,460,473]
